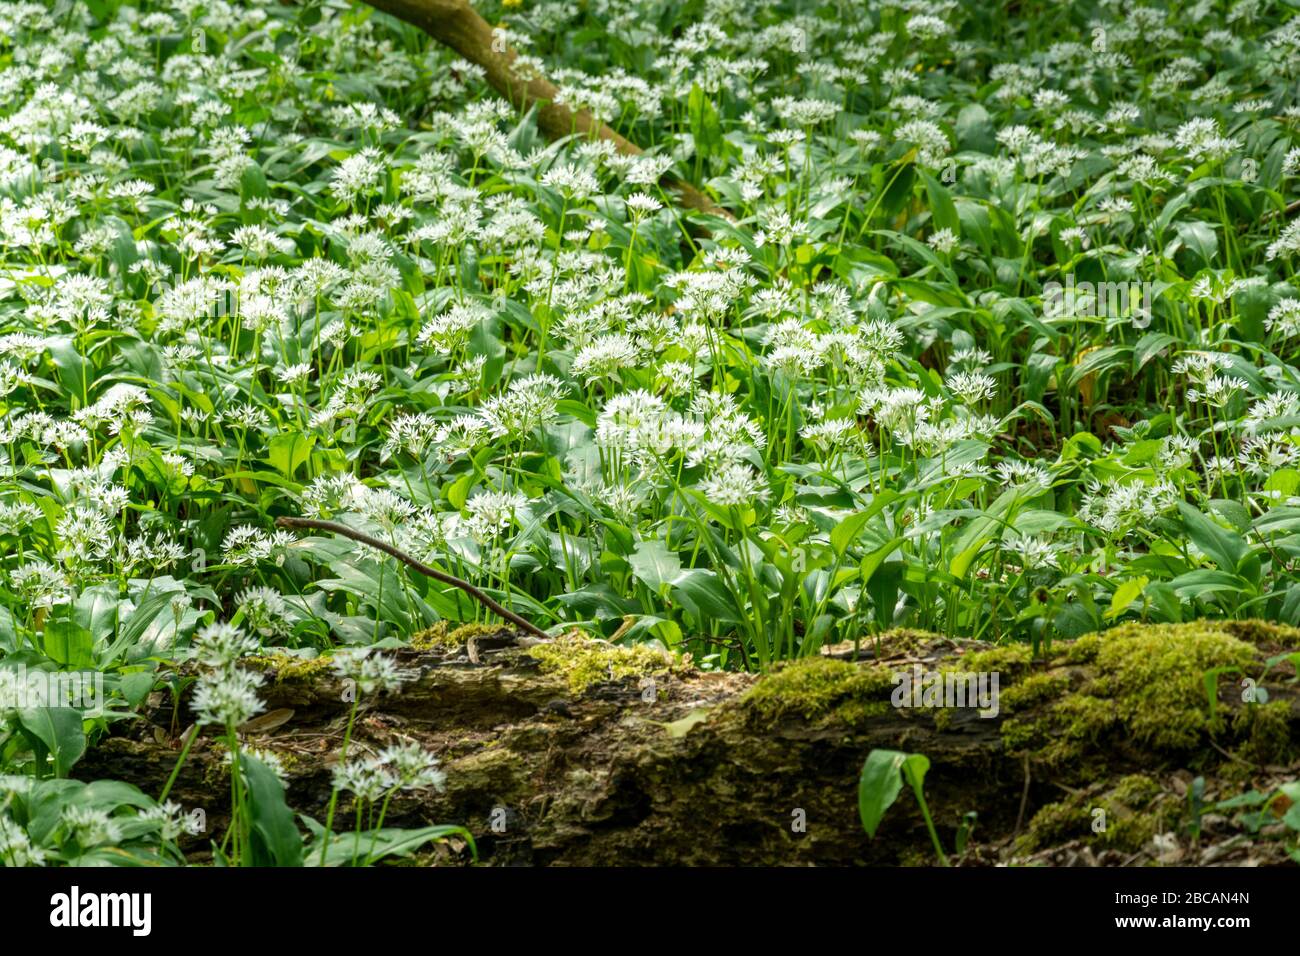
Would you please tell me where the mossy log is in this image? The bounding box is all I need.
[78,621,1300,866]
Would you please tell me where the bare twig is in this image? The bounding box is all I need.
[1209,739,1261,769]
[275,515,550,640]
[1014,754,1031,836]
[1261,197,1300,225]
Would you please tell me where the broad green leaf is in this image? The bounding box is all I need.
[43,619,96,669]
[16,707,87,778]
[241,753,304,867]
[1178,502,1248,574]
[858,749,907,838]
[629,538,682,592]
[1106,576,1148,620]
[670,569,743,624]
[267,432,315,478]
[950,488,1020,579]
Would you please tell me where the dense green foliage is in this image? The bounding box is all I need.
[1,0,1299,865]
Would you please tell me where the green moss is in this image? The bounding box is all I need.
[949,643,1035,676]
[1023,800,1090,848]
[445,748,526,800]
[409,621,503,651]
[1004,622,1258,759]
[1110,773,1160,809]
[1233,700,1293,765]
[1020,777,1175,854]
[1080,622,1255,749]
[1000,672,1070,714]
[527,634,685,694]
[875,628,932,653]
[410,621,454,650]
[1100,776,1178,852]
[1102,809,1162,853]
[1056,633,1101,665]
[739,657,895,724]
[1000,715,1045,751]
[1221,620,1300,648]
[247,653,334,682]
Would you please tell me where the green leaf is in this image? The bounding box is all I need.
[1139,581,1178,624]
[954,103,995,153]
[240,162,270,203]
[1178,502,1247,574]
[860,536,905,586]
[918,169,960,234]
[1133,332,1178,372]
[1174,221,1218,266]
[48,338,92,402]
[858,749,907,838]
[16,707,87,778]
[830,509,875,557]
[98,589,179,666]
[241,753,304,867]
[1063,345,1132,390]
[304,820,474,867]
[1208,499,1251,534]
[446,470,475,511]
[670,569,743,624]
[899,753,931,792]
[1168,569,1244,601]
[119,671,156,708]
[267,432,315,478]
[867,561,903,629]
[628,538,681,592]
[43,619,96,669]
[1264,469,1300,497]
[950,488,1020,579]
[1106,576,1148,620]
[687,84,724,159]
[468,320,505,389]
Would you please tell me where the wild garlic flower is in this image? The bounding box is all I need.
[61,806,123,848]
[0,814,46,867]
[330,650,413,696]
[192,668,265,728]
[376,742,447,791]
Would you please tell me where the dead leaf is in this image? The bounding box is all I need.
[238,708,295,735]
[660,707,712,738]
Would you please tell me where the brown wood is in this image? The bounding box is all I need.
[359,0,729,217]
[79,624,1299,866]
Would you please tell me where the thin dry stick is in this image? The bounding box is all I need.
[1014,753,1032,836]
[275,515,550,640]
[1261,197,1300,225]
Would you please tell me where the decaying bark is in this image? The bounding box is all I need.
[357,0,729,218]
[78,622,1300,866]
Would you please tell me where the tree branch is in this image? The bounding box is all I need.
[275,515,551,639]
[356,0,729,218]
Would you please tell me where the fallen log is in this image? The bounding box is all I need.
[79,620,1300,865]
